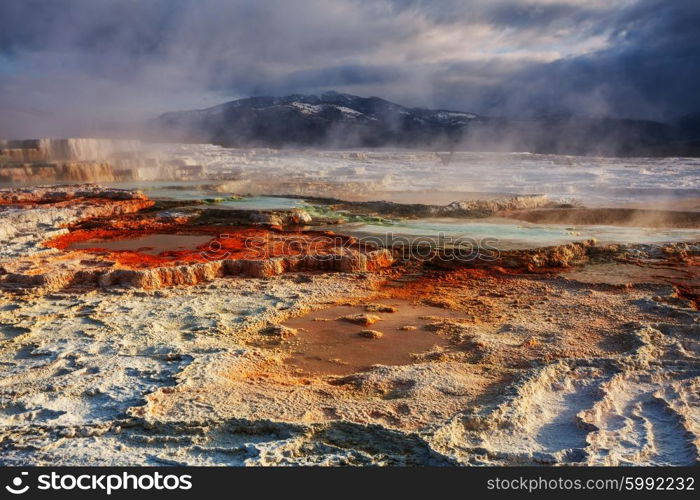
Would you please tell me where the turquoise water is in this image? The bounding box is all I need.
[215,196,305,210]
[107,181,306,209]
[327,218,700,249]
[107,181,224,200]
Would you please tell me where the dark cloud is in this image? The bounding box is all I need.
[387,0,603,29]
[482,0,700,120]
[0,0,697,137]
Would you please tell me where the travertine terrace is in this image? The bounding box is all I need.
[0,157,699,466]
[0,185,393,291]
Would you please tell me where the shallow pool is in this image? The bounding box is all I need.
[67,233,212,255]
[326,218,700,249]
[213,196,305,210]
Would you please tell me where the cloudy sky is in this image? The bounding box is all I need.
[1,0,698,137]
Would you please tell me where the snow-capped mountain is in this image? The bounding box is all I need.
[153,91,482,148]
[153,92,700,156]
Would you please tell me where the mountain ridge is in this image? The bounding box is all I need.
[152,91,700,156]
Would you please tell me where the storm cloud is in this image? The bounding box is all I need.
[0,0,698,137]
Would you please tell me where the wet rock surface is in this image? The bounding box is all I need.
[358,329,384,339]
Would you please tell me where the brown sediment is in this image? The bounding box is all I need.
[379,266,647,362]
[65,233,214,255]
[273,252,688,378]
[503,207,700,228]
[564,261,700,286]
[429,240,596,272]
[280,299,461,375]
